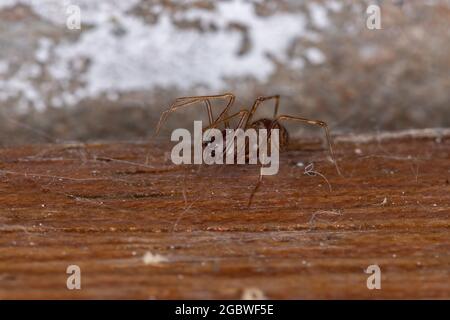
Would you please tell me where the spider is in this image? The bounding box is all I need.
[156,93,340,169]
[155,93,341,204]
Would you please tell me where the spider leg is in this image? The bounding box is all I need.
[272,115,342,176]
[154,93,236,135]
[204,99,214,125]
[246,95,280,127]
[248,170,263,208]
[203,110,249,131]
[204,109,262,207]
[204,110,250,157]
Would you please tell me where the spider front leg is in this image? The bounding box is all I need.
[154,93,236,135]
[246,95,280,127]
[272,115,342,176]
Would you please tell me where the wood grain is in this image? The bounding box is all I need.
[0,132,449,299]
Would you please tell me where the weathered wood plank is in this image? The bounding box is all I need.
[0,131,449,299]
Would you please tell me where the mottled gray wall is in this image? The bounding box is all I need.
[0,0,449,145]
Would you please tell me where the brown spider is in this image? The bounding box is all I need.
[155,93,341,205]
[155,93,340,171]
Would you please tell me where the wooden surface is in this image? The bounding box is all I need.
[0,131,449,299]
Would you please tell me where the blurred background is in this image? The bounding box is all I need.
[0,0,449,145]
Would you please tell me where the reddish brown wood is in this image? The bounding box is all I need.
[0,132,449,299]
